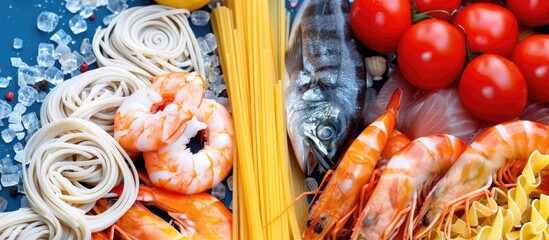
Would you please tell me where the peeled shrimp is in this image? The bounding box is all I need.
[415,120,549,238]
[95,185,232,240]
[303,89,402,239]
[351,134,467,240]
[113,72,205,152]
[144,98,234,194]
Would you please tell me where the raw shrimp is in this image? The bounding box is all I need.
[95,185,232,240]
[415,120,549,238]
[303,89,402,239]
[144,98,234,194]
[113,72,205,152]
[351,134,467,240]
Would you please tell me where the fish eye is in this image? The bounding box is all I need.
[317,124,335,141]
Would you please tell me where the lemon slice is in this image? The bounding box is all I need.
[154,0,209,11]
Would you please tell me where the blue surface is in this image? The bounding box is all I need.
[0,0,220,213]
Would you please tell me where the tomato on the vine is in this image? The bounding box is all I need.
[459,54,527,123]
[511,34,549,103]
[350,0,411,53]
[507,0,549,27]
[453,3,519,57]
[398,19,466,90]
[414,0,461,22]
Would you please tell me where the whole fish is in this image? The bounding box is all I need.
[285,0,367,175]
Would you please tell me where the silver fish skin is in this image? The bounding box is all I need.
[285,0,366,175]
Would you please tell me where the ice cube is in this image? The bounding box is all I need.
[38,43,54,55]
[45,66,64,85]
[197,37,210,54]
[217,74,225,84]
[13,142,24,153]
[0,100,13,119]
[18,173,24,194]
[18,66,43,85]
[73,51,85,67]
[107,0,128,14]
[0,77,10,88]
[214,97,230,112]
[16,132,25,141]
[204,33,217,52]
[13,151,24,164]
[13,38,23,49]
[190,10,210,26]
[14,103,27,114]
[103,13,116,25]
[227,175,233,191]
[60,52,78,74]
[211,183,226,200]
[69,15,87,34]
[8,112,21,124]
[22,112,40,131]
[36,91,47,103]
[79,3,94,18]
[10,57,23,68]
[96,0,108,6]
[305,177,319,192]
[9,123,23,132]
[208,0,224,9]
[36,11,59,32]
[18,86,39,107]
[1,129,15,143]
[37,53,56,67]
[80,38,92,54]
[82,52,96,65]
[71,69,82,78]
[20,196,30,208]
[54,45,71,61]
[66,0,82,13]
[288,0,299,7]
[0,157,12,171]
[210,54,220,67]
[204,89,215,99]
[1,174,19,187]
[214,84,226,96]
[20,196,29,208]
[50,29,72,46]
[0,197,7,212]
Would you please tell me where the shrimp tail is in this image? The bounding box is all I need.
[385,88,402,117]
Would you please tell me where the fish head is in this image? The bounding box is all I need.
[289,102,352,175]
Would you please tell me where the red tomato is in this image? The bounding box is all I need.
[507,0,549,27]
[459,54,527,123]
[398,19,466,90]
[453,3,519,57]
[414,0,461,21]
[350,0,412,53]
[511,34,549,102]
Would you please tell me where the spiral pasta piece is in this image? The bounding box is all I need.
[40,67,149,135]
[0,208,78,240]
[440,150,549,239]
[23,118,139,239]
[93,5,204,81]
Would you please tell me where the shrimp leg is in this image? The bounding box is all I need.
[303,88,402,239]
[351,134,467,240]
[415,120,549,237]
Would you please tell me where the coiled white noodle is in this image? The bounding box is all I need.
[0,208,77,240]
[23,118,138,240]
[93,5,205,82]
[40,66,149,135]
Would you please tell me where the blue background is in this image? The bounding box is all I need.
[0,0,222,212]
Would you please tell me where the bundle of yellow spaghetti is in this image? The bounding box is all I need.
[212,1,306,239]
[436,150,549,239]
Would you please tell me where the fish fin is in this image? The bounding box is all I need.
[303,139,318,175]
[285,25,304,77]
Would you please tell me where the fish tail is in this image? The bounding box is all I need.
[385,88,402,117]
